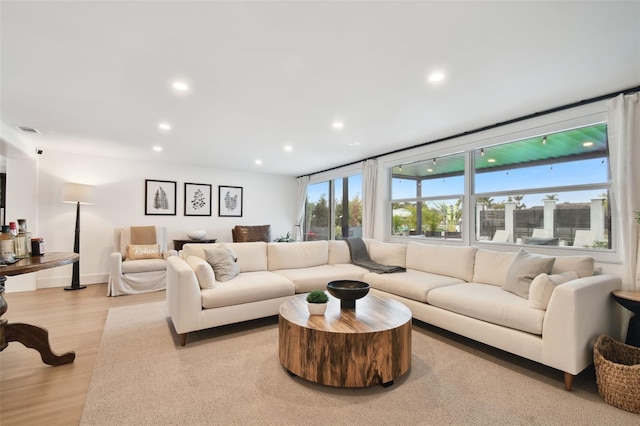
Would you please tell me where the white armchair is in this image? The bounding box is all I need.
[108,227,177,296]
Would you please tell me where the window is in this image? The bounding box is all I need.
[305,174,362,240]
[474,123,610,248]
[391,152,464,239]
[389,122,612,250]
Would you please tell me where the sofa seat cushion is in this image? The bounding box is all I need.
[201,271,295,309]
[427,283,545,335]
[122,258,167,274]
[364,269,464,303]
[273,265,363,293]
[332,263,370,279]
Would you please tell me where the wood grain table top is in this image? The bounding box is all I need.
[1,253,79,277]
[612,290,640,304]
[279,292,412,333]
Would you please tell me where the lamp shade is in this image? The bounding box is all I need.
[62,183,96,204]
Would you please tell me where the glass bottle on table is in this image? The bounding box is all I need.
[17,219,32,258]
[0,225,16,263]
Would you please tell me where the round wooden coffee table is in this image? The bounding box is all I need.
[278,292,412,387]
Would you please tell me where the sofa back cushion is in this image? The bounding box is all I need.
[551,256,595,277]
[473,249,517,286]
[406,242,476,282]
[328,240,351,264]
[367,239,407,268]
[268,241,328,270]
[182,242,267,272]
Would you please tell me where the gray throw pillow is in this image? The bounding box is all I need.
[204,248,239,282]
[502,249,555,299]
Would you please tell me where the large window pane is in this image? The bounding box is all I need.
[390,152,464,239]
[305,181,330,241]
[474,123,611,249]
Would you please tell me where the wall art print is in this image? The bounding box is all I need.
[184,182,212,216]
[218,185,243,217]
[145,179,177,215]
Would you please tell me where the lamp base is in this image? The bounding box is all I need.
[64,285,87,291]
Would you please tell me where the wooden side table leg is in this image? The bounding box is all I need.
[4,322,75,366]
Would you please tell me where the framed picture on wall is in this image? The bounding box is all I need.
[145,179,177,215]
[218,185,243,217]
[184,182,212,216]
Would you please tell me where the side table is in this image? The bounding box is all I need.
[173,239,217,251]
[611,290,640,347]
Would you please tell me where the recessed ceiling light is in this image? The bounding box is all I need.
[172,81,189,91]
[427,168,433,173]
[488,158,496,163]
[583,141,594,147]
[158,122,171,131]
[332,121,344,130]
[347,141,360,146]
[255,159,263,165]
[284,145,293,152]
[153,146,163,152]
[427,72,445,83]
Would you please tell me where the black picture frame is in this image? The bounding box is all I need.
[145,179,177,215]
[184,182,212,216]
[218,185,243,217]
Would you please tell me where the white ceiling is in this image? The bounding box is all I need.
[1,1,639,177]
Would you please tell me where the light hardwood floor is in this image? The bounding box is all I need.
[1,283,165,426]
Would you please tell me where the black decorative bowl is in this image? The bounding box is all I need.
[326,280,370,309]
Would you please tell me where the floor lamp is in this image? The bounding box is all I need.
[62,183,96,291]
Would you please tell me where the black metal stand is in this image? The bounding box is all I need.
[65,202,85,291]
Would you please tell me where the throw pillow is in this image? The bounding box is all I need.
[529,271,579,310]
[186,256,216,289]
[204,248,239,282]
[127,244,161,260]
[502,249,555,299]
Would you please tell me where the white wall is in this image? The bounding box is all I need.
[31,150,296,288]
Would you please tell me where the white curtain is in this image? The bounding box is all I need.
[294,176,309,241]
[607,93,640,291]
[362,159,378,239]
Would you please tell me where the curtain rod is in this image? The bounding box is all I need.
[300,85,640,179]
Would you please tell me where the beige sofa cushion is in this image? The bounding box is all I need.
[328,240,351,264]
[121,258,167,274]
[551,256,594,277]
[272,264,362,293]
[183,242,268,273]
[406,242,477,282]
[186,256,216,289]
[367,240,407,267]
[364,269,464,303]
[427,283,546,335]
[268,241,328,270]
[529,271,579,310]
[201,271,295,309]
[473,249,516,286]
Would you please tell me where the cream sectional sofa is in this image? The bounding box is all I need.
[165,239,621,390]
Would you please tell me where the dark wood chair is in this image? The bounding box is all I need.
[231,225,271,242]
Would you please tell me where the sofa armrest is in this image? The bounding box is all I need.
[542,274,622,374]
[163,249,178,259]
[166,256,203,335]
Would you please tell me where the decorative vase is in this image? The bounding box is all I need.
[308,302,327,315]
[187,230,206,240]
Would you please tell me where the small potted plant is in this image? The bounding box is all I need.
[306,290,329,315]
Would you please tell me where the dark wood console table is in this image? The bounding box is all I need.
[173,238,217,251]
[0,252,80,365]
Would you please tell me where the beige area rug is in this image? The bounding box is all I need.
[81,302,638,425]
